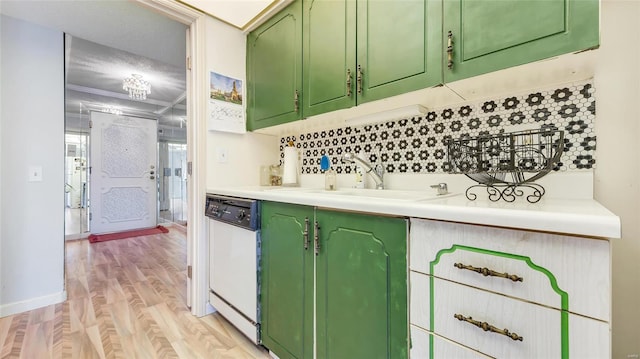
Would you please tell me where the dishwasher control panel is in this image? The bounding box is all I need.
[205,194,259,230]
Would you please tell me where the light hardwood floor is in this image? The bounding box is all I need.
[0,225,270,359]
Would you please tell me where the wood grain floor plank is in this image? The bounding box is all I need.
[0,226,270,359]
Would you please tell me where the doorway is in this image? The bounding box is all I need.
[64,23,189,237]
[64,133,89,240]
[61,0,207,314]
[159,142,188,226]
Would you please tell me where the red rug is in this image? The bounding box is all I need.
[88,225,169,243]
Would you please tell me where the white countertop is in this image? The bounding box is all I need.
[206,186,621,239]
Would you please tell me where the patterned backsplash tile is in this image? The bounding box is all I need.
[280,79,595,175]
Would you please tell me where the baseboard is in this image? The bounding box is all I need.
[65,232,90,241]
[0,290,67,317]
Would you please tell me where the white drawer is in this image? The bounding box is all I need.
[411,273,610,358]
[410,325,490,359]
[409,218,610,321]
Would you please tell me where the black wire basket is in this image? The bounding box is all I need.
[446,128,564,203]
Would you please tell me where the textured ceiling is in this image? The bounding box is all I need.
[1,0,188,141]
[65,36,187,126]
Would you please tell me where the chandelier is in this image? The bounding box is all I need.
[101,106,122,115]
[122,74,151,100]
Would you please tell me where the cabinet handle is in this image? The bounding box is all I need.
[454,313,524,342]
[346,69,352,97]
[454,262,524,283]
[303,217,310,250]
[294,90,299,112]
[356,65,363,94]
[314,220,320,256]
[447,31,454,70]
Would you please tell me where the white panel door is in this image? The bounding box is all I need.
[90,112,158,234]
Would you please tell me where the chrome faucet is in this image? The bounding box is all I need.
[430,183,449,195]
[342,152,385,190]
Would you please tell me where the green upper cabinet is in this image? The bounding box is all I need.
[356,0,442,104]
[260,201,314,359]
[315,210,408,359]
[246,0,302,131]
[444,0,599,82]
[302,0,356,116]
[249,0,600,130]
[303,0,442,117]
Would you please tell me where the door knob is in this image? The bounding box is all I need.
[150,176,155,179]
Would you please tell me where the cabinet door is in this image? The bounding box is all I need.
[303,0,357,117]
[444,0,599,82]
[246,1,302,131]
[316,210,408,359]
[356,0,442,104]
[260,202,314,359]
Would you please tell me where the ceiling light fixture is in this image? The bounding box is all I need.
[123,74,151,100]
[101,105,122,116]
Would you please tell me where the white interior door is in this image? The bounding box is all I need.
[89,112,158,234]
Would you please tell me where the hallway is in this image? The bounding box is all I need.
[0,227,268,358]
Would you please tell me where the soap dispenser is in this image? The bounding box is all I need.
[321,155,336,191]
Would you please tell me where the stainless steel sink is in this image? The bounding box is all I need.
[317,188,432,200]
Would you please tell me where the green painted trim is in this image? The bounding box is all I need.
[428,245,569,359]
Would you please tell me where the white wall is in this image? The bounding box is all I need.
[594,0,640,356]
[0,15,65,315]
[204,17,279,189]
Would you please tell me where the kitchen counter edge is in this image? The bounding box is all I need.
[206,186,621,239]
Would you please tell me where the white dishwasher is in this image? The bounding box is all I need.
[205,194,260,344]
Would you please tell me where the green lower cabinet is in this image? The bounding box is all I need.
[444,0,599,82]
[260,202,314,359]
[260,202,408,359]
[316,209,408,359]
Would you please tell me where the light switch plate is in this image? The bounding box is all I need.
[28,166,43,182]
[216,148,228,163]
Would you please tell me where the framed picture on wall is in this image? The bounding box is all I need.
[208,71,245,133]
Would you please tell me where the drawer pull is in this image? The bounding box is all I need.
[454,313,524,342]
[454,262,524,283]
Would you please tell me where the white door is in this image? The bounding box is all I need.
[89,111,158,234]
